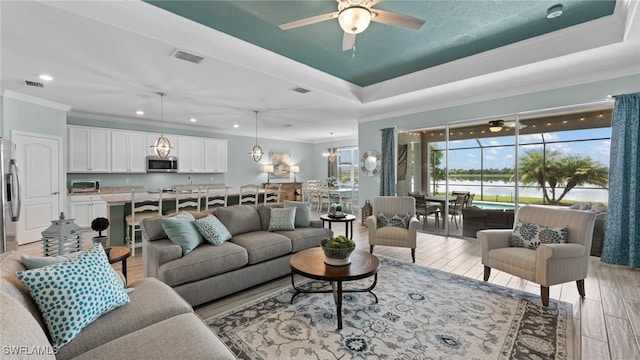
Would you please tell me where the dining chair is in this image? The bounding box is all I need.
[465,193,475,208]
[263,183,282,204]
[449,194,466,229]
[165,185,201,214]
[205,184,228,209]
[125,189,163,257]
[318,186,331,212]
[409,192,440,228]
[307,182,321,209]
[239,184,259,207]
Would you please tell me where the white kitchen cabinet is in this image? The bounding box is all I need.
[68,126,111,172]
[178,136,204,173]
[68,195,107,229]
[147,134,179,158]
[111,131,147,173]
[204,139,228,173]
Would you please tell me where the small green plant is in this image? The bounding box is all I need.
[91,217,109,237]
[321,235,355,249]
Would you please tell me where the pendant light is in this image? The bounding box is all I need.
[323,132,337,163]
[249,110,263,162]
[151,92,174,158]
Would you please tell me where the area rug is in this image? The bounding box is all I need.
[206,256,573,359]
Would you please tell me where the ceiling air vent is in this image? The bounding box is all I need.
[171,49,204,64]
[25,80,44,88]
[291,86,310,94]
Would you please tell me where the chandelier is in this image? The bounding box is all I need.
[249,110,263,162]
[323,132,337,163]
[151,92,174,158]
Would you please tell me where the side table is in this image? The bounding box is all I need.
[320,214,357,239]
[108,246,131,282]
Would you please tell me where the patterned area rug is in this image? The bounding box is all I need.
[206,256,572,359]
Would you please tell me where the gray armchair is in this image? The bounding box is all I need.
[478,205,596,306]
[366,196,420,262]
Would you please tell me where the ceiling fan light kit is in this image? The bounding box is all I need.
[488,120,504,132]
[338,6,371,34]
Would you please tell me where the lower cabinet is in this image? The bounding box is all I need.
[68,195,107,229]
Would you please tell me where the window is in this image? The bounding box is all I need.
[337,147,359,186]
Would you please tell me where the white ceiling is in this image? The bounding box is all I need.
[1,1,639,143]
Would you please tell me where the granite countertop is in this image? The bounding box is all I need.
[68,186,144,196]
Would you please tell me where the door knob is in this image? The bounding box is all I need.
[52,191,60,195]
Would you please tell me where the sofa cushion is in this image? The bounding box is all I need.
[276,227,333,253]
[71,313,235,360]
[214,205,262,236]
[230,231,292,265]
[15,245,130,350]
[509,220,568,249]
[0,293,55,360]
[162,211,204,255]
[267,207,296,231]
[158,242,248,287]
[54,278,193,360]
[194,215,232,246]
[284,200,312,227]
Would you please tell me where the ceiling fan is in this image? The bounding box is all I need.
[279,0,426,51]
[488,120,528,132]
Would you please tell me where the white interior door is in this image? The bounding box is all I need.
[12,132,62,245]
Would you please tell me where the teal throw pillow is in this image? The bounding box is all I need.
[284,200,311,227]
[162,211,204,255]
[377,212,410,229]
[509,220,568,249]
[194,215,232,246]
[15,245,130,350]
[268,207,296,231]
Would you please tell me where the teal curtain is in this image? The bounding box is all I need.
[601,92,640,268]
[380,128,395,196]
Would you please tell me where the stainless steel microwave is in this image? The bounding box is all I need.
[146,156,178,173]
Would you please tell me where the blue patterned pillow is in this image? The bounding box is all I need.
[194,215,232,245]
[162,211,204,255]
[268,207,296,231]
[377,212,411,229]
[509,220,568,249]
[15,245,130,350]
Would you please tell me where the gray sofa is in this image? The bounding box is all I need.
[0,251,235,360]
[142,204,333,306]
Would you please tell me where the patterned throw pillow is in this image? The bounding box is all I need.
[509,220,568,249]
[15,245,130,350]
[268,207,296,231]
[377,212,411,229]
[162,211,204,255]
[194,215,232,246]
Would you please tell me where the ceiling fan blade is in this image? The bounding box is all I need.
[279,11,339,30]
[342,32,355,51]
[371,9,425,29]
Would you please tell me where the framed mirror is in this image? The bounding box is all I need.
[360,150,381,176]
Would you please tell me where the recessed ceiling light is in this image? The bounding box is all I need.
[233,124,239,128]
[190,118,197,123]
[282,124,293,128]
[546,4,564,19]
[136,110,144,115]
[39,74,54,81]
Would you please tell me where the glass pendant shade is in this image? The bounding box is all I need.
[154,136,173,158]
[250,110,263,162]
[338,6,371,34]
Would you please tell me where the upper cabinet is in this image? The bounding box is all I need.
[111,131,147,173]
[68,126,227,173]
[178,137,204,173]
[204,139,228,173]
[68,126,111,173]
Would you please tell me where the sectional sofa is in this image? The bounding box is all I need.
[142,203,334,306]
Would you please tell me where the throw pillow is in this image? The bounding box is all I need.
[284,200,311,227]
[15,245,130,350]
[268,207,296,231]
[509,220,568,249]
[162,211,204,255]
[194,215,232,246]
[21,252,134,294]
[377,212,411,229]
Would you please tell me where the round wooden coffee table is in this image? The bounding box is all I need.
[108,246,131,282]
[289,247,380,330]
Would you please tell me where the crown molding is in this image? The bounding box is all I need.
[2,90,71,111]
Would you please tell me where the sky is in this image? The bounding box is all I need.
[444,127,611,170]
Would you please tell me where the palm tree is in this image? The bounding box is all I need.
[515,150,608,205]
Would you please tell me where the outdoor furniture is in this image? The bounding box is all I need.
[409,192,440,228]
[478,205,596,306]
[366,196,420,263]
[449,194,467,229]
[462,207,515,237]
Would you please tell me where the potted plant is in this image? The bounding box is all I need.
[91,217,110,254]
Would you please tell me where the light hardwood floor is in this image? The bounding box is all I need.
[16,210,640,360]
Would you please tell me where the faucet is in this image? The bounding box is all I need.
[188,176,192,185]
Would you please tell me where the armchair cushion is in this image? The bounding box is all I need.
[509,220,568,249]
[376,212,411,229]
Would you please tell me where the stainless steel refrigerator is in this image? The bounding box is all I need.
[1,138,21,253]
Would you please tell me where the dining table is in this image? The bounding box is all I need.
[423,195,457,228]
